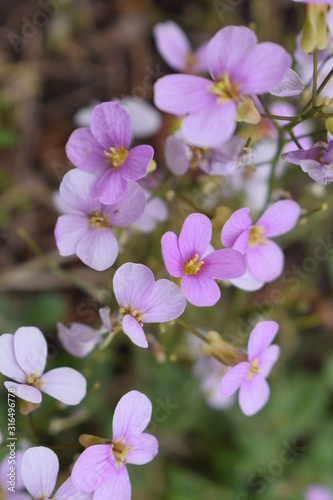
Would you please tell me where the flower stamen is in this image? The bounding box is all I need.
[210,72,240,104]
[104,146,128,169]
[183,254,204,275]
[89,211,109,229]
[248,226,266,247]
[246,358,260,380]
[111,439,132,467]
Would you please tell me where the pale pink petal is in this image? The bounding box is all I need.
[142,279,186,323]
[59,169,100,213]
[121,145,154,181]
[76,228,118,271]
[305,485,333,500]
[66,128,106,172]
[220,362,250,398]
[247,240,284,282]
[53,476,93,500]
[233,229,251,255]
[94,466,131,500]
[127,433,159,465]
[154,74,214,115]
[258,345,280,378]
[236,43,292,95]
[182,100,236,147]
[161,231,184,277]
[207,26,257,81]
[247,321,279,361]
[113,263,155,310]
[181,273,221,307]
[90,102,132,150]
[229,269,264,292]
[270,68,304,97]
[57,322,102,358]
[41,367,87,405]
[256,200,300,237]
[99,306,112,332]
[4,382,42,404]
[154,21,191,72]
[71,444,112,492]
[54,215,88,256]
[21,446,59,499]
[91,169,127,205]
[221,207,252,247]
[105,182,146,226]
[0,334,26,382]
[14,327,47,376]
[112,390,153,441]
[202,249,245,280]
[122,315,148,348]
[178,213,212,262]
[239,376,270,416]
[164,135,190,176]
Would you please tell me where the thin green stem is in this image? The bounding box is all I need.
[176,319,207,342]
[266,132,285,206]
[288,130,303,149]
[312,48,318,107]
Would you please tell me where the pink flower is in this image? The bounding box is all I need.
[305,485,333,500]
[113,263,186,348]
[161,213,245,307]
[0,327,86,405]
[153,20,208,73]
[66,102,154,204]
[21,446,92,499]
[221,200,301,284]
[221,321,280,416]
[72,391,158,500]
[132,189,169,233]
[55,169,146,271]
[154,26,291,146]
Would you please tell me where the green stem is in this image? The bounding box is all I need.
[312,48,318,108]
[176,319,207,342]
[266,132,285,206]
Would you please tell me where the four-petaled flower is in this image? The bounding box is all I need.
[66,102,154,204]
[0,327,87,406]
[72,391,158,500]
[154,26,291,146]
[55,169,146,271]
[113,263,186,348]
[221,321,280,416]
[221,200,301,285]
[161,213,246,307]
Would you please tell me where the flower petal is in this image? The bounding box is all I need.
[256,200,300,237]
[304,485,333,500]
[121,145,154,181]
[182,100,236,147]
[112,390,153,441]
[221,207,252,248]
[154,21,191,72]
[207,26,257,81]
[127,433,159,465]
[0,334,26,382]
[236,43,292,95]
[165,134,190,176]
[53,476,93,500]
[94,466,131,500]
[142,279,186,323]
[202,249,245,280]
[91,169,127,205]
[122,315,148,348]
[247,321,279,361]
[247,240,284,282]
[239,375,270,416]
[181,273,221,307]
[14,327,47,377]
[21,446,59,499]
[113,263,155,310]
[179,213,212,262]
[270,68,304,97]
[104,182,146,226]
[59,169,100,213]
[54,215,88,257]
[41,367,87,405]
[4,382,42,404]
[258,345,280,378]
[76,228,118,271]
[229,269,264,292]
[161,231,184,277]
[154,74,214,115]
[66,128,106,172]
[72,444,112,493]
[90,102,132,150]
[220,362,250,398]
[57,322,102,358]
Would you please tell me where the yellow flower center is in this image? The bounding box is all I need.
[210,72,240,104]
[183,254,204,275]
[89,211,109,230]
[119,307,143,326]
[248,226,266,248]
[104,146,128,169]
[246,358,260,380]
[111,439,132,467]
[26,373,44,390]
